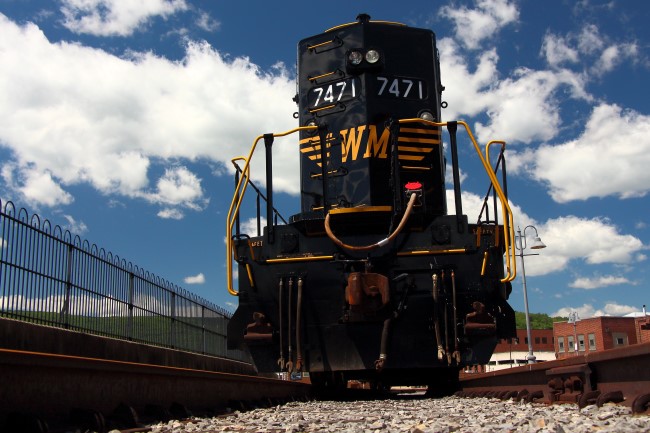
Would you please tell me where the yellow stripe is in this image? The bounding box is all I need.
[398,146,434,153]
[309,104,336,113]
[398,137,440,144]
[325,21,406,33]
[308,71,337,81]
[398,155,425,161]
[401,166,430,171]
[266,255,335,264]
[400,127,440,135]
[307,40,335,50]
[329,206,392,215]
[397,248,467,256]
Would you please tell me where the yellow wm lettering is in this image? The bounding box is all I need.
[340,125,366,162]
[364,125,389,158]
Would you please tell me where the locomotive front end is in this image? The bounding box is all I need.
[226,15,517,393]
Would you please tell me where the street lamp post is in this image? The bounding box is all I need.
[515,225,546,364]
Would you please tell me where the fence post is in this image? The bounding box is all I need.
[127,272,134,341]
[59,243,73,329]
[170,291,176,349]
[202,306,206,354]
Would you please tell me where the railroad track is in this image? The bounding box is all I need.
[0,348,310,433]
[458,341,650,414]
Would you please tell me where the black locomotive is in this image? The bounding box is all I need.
[226,15,517,393]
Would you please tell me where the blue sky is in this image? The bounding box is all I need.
[0,0,649,319]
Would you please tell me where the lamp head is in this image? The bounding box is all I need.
[530,236,546,250]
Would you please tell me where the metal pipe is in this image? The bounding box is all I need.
[263,133,275,244]
[432,274,444,361]
[324,192,417,252]
[287,278,294,372]
[296,277,304,372]
[451,270,460,363]
[447,121,463,233]
[376,317,392,372]
[442,271,450,364]
[277,278,285,370]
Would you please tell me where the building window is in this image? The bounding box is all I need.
[558,337,565,352]
[542,337,548,344]
[535,337,540,344]
[588,333,596,351]
[612,332,628,347]
[524,337,528,344]
[568,335,575,352]
[578,334,585,352]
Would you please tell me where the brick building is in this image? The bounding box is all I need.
[553,315,650,359]
[485,329,555,371]
[480,312,650,372]
[636,316,650,343]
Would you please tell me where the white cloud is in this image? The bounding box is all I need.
[439,0,519,50]
[157,208,184,220]
[184,272,205,284]
[438,39,500,120]
[592,42,638,76]
[62,214,89,236]
[438,38,588,146]
[196,11,220,32]
[553,302,638,318]
[521,215,646,277]
[569,275,632,290]
[540,32,579,67]
[240,216,266,238]
[60,0,188,36]
[0,15,297,213]
[141,166,206,210]
[540,24,638,77]
[1,164,73,208]
[474,67,589,144]
[533,104,650,202]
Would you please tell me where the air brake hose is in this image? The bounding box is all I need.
[324,192,418,252]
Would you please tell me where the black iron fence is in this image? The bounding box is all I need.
[0,199,247,362]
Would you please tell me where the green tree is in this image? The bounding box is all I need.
[514,311,567,329]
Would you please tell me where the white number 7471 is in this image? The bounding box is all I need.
[312,80,355,106]
[377,77,423,98]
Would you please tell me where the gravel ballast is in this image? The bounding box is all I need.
[148,396,650,432]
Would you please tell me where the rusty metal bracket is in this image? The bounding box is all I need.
[546,363,593,403]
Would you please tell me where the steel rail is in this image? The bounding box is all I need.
[458,342,650,414]
[0,348,310,431]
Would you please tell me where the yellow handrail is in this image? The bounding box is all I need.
[226,126,318,296]
[486,140,517,282]
[227,120,517,295]
[398,119,516,283]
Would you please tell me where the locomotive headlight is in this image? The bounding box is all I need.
[419,111,435,122]
[348,51,363,65]
[365,49,380,64]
